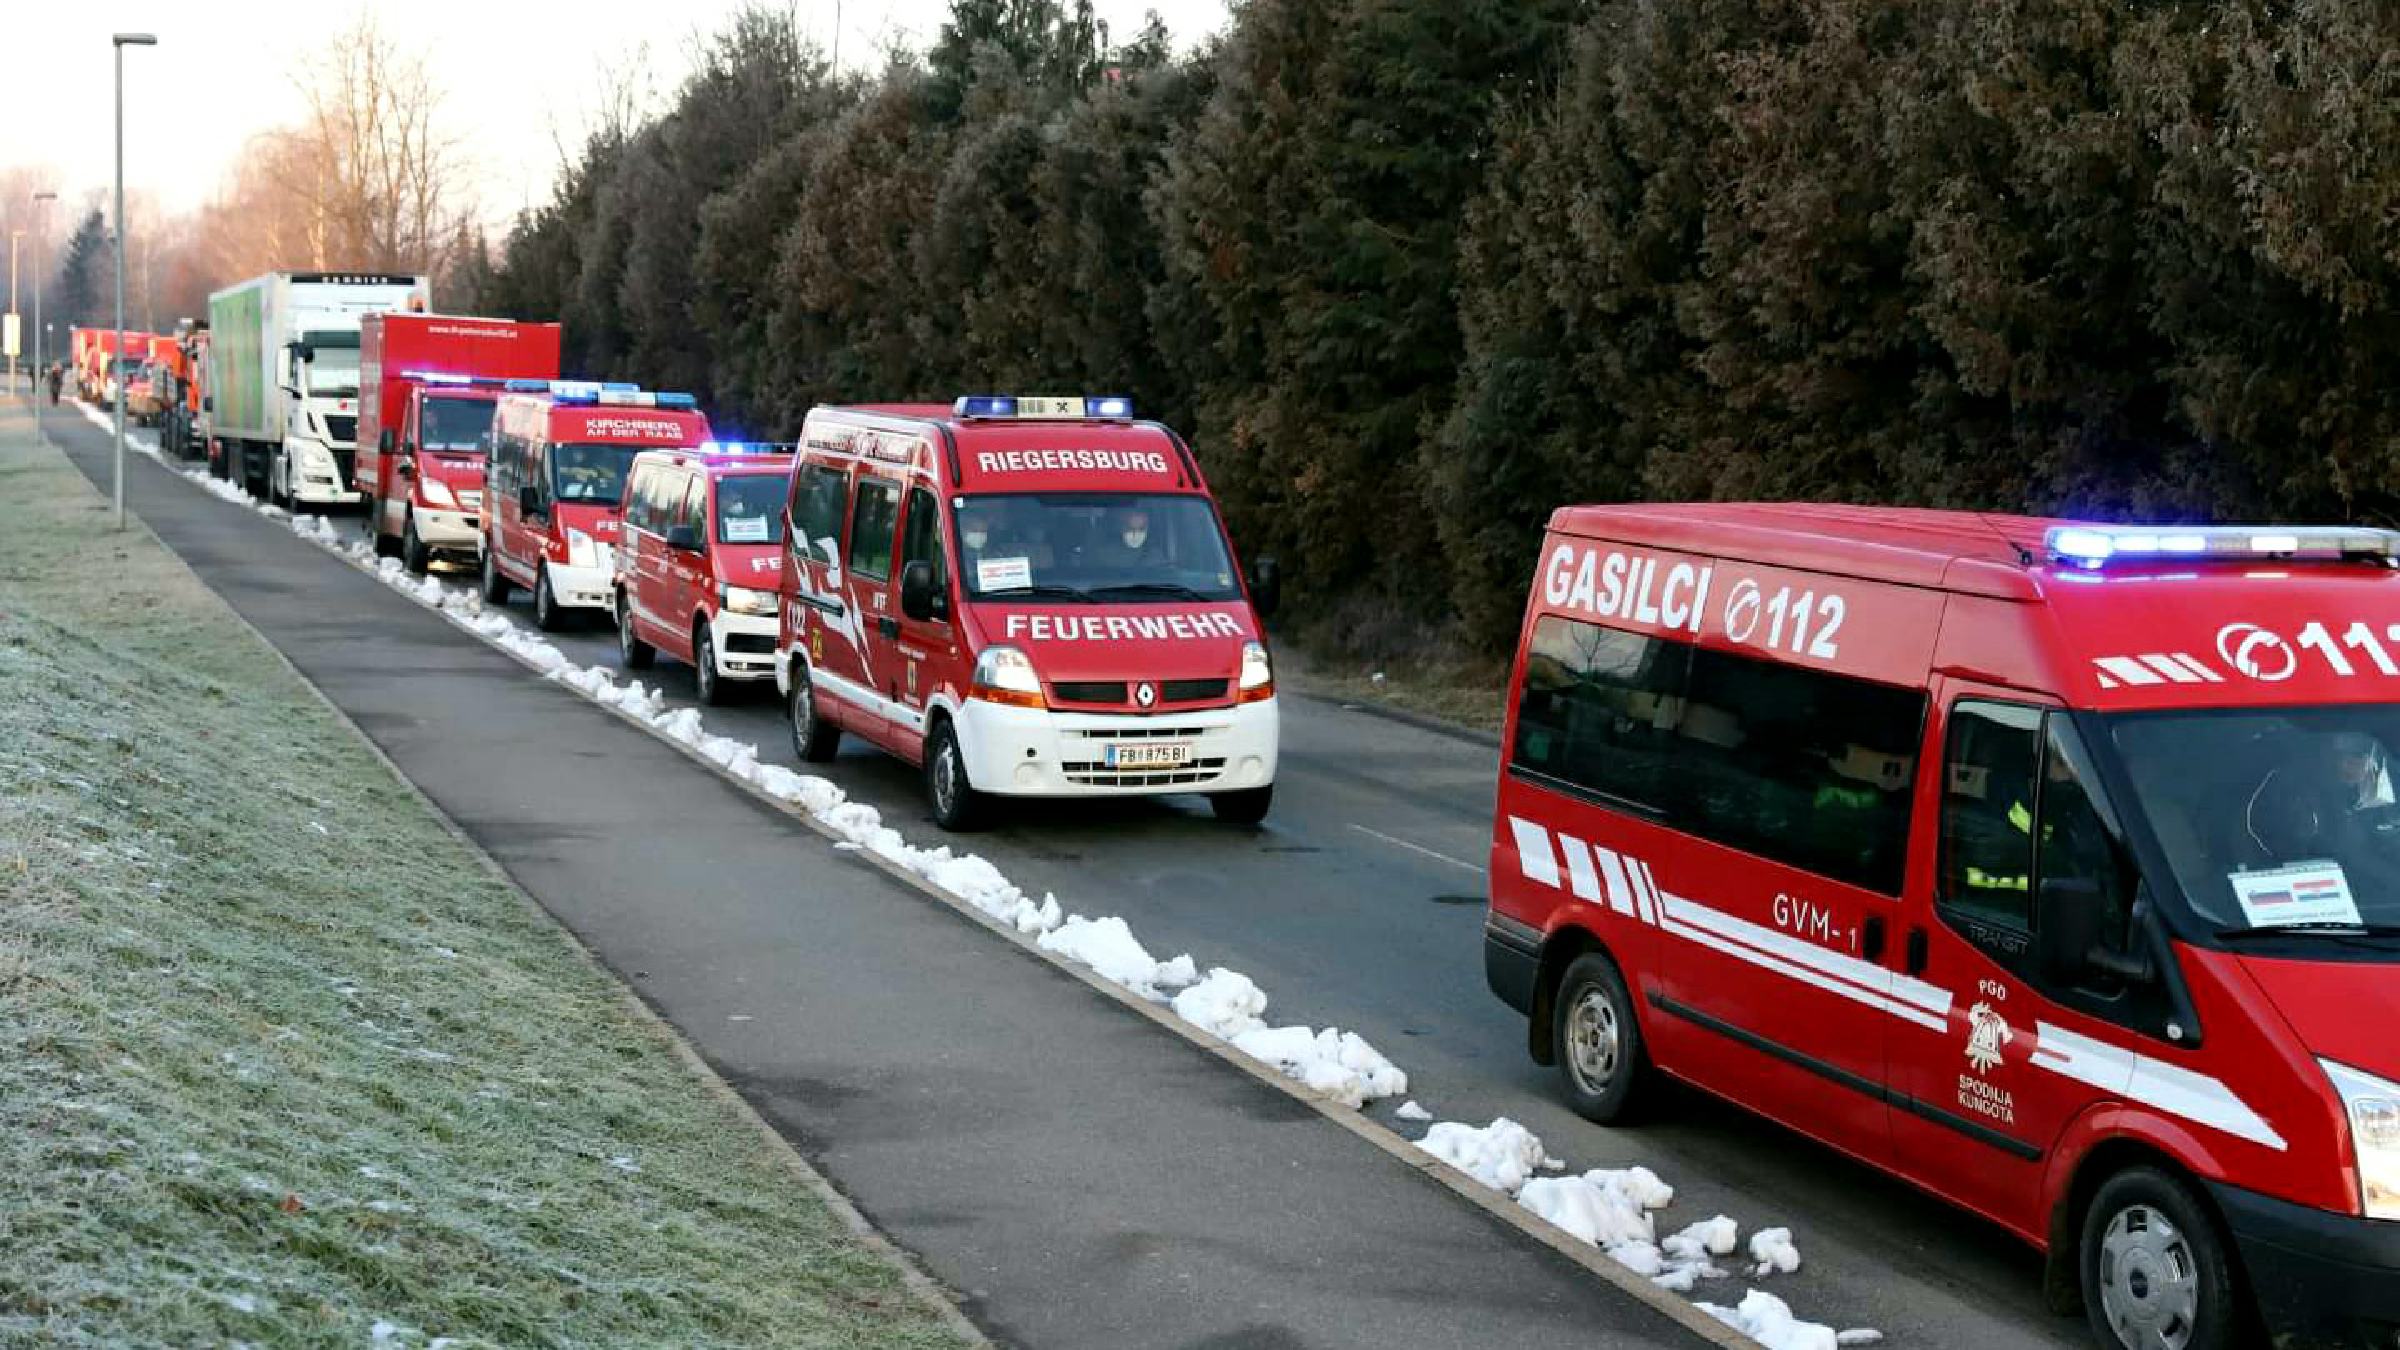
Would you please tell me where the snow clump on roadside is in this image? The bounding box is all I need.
[1416,1117,1552,1194]
[1696,1289,1880,1350]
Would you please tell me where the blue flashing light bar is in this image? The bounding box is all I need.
[2046,524,2400,569]
[952,394,1135,421]
[699,440,786,455]
[400,370,518,389]
[502,378,640,395]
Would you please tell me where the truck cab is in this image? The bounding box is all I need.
[355,314,564,573]
[274,330,364,508]
[479,383,712,631]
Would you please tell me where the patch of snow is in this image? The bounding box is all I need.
[1415,1117,1550,1195]
[220,1293,257,1313]
[1749,1226,1801,1277]
[1393,1100,1433,1123]
[1228,1025,1408,1107]
[370,1320,403,1342]
[1697,1290,1854,1350]
[1036,916,1197,1000]
[1171,968,1269,1038]
[608,1155,640,1173]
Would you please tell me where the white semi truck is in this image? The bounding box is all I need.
[206,272,430,504]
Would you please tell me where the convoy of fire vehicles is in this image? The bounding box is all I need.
[62,267,2397,1350]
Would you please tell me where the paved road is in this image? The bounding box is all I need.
[49,406,2074,1348]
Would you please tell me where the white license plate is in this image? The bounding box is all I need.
[1106,742,1192,770]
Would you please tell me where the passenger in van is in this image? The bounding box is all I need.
[1088,506,1156,573]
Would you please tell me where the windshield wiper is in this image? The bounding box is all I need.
[1088,582,1214,601]
[982,582,1096,604]
[2218,923,2400,941]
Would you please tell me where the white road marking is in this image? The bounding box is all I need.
[1352,823,1486,876]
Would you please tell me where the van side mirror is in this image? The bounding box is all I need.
[518,484,542,517]
[379,428,396,454]
[901,559,944,621]
[2037,878,2152,987]
[1249,555,1282,619]
[663,523,701,553]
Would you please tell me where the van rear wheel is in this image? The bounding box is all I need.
[2081,1167,2240,1350]
[694,623,727,706]
[788,662,840,763]
[1553,951,1647,1124]
[617,592,654,668]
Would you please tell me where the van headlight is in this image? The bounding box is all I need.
[969,645,1045,710]
[1238,640,1274,704]
[721,585,776,616]
[2323,1059,2400,1220]
[565,528,598,569]
[418,476,457,509]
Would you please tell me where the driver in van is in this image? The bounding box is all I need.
[2248,730,2395,859]
[1089,506,1156,572]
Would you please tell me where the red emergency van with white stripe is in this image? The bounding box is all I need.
[779,395,1281,830]
[614,443,794,704]
[1485,506,2400,1350]
[479,382,712,631]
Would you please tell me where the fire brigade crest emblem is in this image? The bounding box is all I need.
[1965,1002,2013,1074]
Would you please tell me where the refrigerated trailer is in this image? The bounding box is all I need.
[206,271,430,503]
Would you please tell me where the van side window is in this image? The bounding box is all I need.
[1511,615,1923,894]
[790,464,849,566]
[1941,701,2044,930]
[624,465,655,534]
[680,475,708,536]
[847,477,901,581]
[901,487,944,591]
[2032,716,2140,957]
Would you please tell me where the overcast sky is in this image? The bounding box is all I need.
[3,1,1230,225]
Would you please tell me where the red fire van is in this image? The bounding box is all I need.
[1485,505,2400,1350]
[778,395,1281,830]
[478,382,711,630]
[614,443,795,704]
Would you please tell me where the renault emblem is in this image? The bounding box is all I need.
[1134,682,1157,709]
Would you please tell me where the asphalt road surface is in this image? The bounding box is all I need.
[49,407,2074,1348]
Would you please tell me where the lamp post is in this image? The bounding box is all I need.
[112,32,156,530]
[32,191,56,443]
[8,229,20,394]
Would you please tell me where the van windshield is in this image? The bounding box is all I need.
[419,397,496,453]
[954,493,1241,602]
[550,443,644,506]
[2110,707,2400,943]
[715,474,786,546]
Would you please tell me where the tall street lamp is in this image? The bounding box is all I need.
[112,32,156,530]
[8,228,21,394]
[32,190,57,443]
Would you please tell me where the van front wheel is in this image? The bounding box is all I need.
[2081,1167,2240,1350]
[925,720,987,832]
[479,548,511,604]
[1552,951,1647,1124]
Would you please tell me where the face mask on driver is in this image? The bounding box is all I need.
[1122,528,1148,549]
[964,527,988,550]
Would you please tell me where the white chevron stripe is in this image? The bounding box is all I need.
[1593,846,1636,917]
[1508,816,1559,889]
[1558,834,1603,906]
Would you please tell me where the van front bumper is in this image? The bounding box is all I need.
[953,697,1278,799]
[2208,1180,2400,1349]
[411,507,481,549]
[543,557,616,611]
[708,609,779,682]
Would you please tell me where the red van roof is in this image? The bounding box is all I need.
[811,403,1204,494]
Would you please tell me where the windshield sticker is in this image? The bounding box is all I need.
[976,556,1033,591]
[2229,861,2364,928]
[723,515,770,543]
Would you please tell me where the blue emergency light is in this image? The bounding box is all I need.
[2046,524,2400,568]
[953,394,1135,421]
[700,440,782,455]
[400,370,516,388]
[502,378,640,395]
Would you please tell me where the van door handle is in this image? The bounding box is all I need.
[1905,927,1930,976]
[877,617,900,639]
[1860,916,1886,962]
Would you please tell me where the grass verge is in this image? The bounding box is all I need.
[0,419,970,1348]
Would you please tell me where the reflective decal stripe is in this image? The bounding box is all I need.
[2138,654,2203,685]
[811,666,926,732]
[2095,656,2164,686]
[1592,846,1637,917]
[1508,817,1560,889]
[1558,834,1604,907]
[2169,653,2225,683]
[1504,817,2286,1152]
[2034,1021,2286,1152]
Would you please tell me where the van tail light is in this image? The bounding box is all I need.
[1237,640,1275,704]
[970,645,1047,710]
